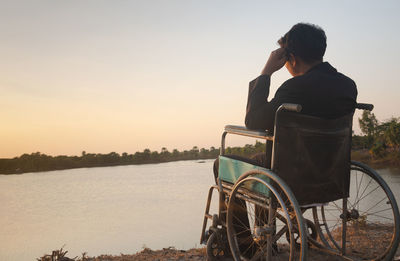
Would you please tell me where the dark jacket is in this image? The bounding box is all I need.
[245,62,358,131]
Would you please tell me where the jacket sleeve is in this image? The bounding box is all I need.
[245,75,291,131]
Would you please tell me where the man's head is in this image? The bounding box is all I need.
[278,23,327,76]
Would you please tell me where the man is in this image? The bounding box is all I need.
[246,23,357,133]
[214,23,357,177]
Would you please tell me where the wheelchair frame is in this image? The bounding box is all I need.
[200,103,400,261]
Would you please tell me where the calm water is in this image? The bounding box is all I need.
[0,160,399,261]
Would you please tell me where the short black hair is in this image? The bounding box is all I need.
[278,23,327,63]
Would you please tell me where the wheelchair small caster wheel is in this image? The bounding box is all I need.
[206,231,230,260]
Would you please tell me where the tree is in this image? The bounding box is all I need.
[172,149,180,159]
[151,151,160,162]
[200,148,209,158]
[190,146,199,158]
[160,147,170,160]
[142,149,151,162]
[359,110,378,147]
[359,111,378,136]
[382,118,400,151]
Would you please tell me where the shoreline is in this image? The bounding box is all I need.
[0,158,215,175]
[2,150,399,175]
[0,158,213,175]
[351,149,400,169]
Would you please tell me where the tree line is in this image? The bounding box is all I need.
[0,142,266,174]
[1,111,398,174]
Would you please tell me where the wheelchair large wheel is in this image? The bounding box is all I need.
[312,161,400,260]
[226,169,307,261]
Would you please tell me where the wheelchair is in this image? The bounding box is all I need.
[200,103,400,261]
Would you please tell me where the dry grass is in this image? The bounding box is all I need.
[90,247,206,261]
[38,247,207,261]
[38,224,400,261]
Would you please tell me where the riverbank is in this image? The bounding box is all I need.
[351,149,400,169]
[38,247,207,261]
[38,245,400,261]
[38,222,400,261]
[37,246,345,260]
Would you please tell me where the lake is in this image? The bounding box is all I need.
[0,160,399,261]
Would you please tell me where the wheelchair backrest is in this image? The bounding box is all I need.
[272,111,353,205]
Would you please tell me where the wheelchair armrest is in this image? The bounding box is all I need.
[224,125,272,140]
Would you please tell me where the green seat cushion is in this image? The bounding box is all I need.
[218,156,271,196]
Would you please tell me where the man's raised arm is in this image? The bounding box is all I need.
[245,48,287,131]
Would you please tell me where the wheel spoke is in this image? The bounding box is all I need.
[364,213,395,221]
[352,177,374,207]
[354,185,381,208]
[366,207,394,216]
[362,196,388,214]
[355,170,364,209]
[242,240,256,258]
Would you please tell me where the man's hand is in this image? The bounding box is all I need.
[261,48,287,76]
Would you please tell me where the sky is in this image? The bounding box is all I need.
[1,0,399,158]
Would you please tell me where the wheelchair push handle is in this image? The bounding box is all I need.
[356,103,374,111]
[279,103,302,112]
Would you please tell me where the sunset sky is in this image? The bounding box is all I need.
[1,0,399,158]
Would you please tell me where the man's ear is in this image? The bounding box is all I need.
[289,53,296,67]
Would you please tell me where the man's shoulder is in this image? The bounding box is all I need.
[313,62,356,85]
[334,71,357,87]
[281,62,356,89]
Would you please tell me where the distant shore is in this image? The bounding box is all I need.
[0,142,260,175]
[0,147,220,175]
[1,147,399,175]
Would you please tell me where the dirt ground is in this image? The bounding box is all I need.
[89,247,341,261]
[39,245,400,261]
[37,247,206,261]
[38,224,400,261]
